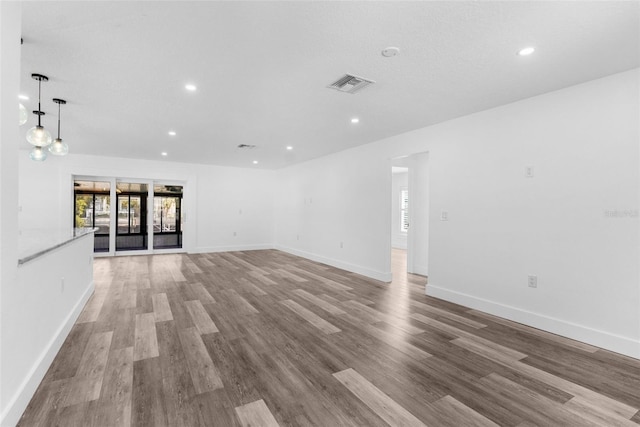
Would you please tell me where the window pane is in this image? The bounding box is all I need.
[400,189,409,232]
[118,196,130,233]
[130,196,141,233]
[95,195,110,234]
[75,195,94,228]
[153,197,178,232]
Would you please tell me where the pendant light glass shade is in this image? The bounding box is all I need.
[49,138,68,155]
[29,146,47,162]
[26,124,52,146]
[27,74,52,149]
[49,99,69,156]
[19,103,28,125]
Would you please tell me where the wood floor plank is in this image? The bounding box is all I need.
[411,300,487,329]
[178,327,224,394]
[280,299,341,334]
[224,288,260,315]
[468,309,598,353]
[77,286,108,323]
[97,346,134,427]
[431,395,500,427]
[333,368,426,427]
[132,357,169,426]
[235,399,280,427]
[240,277,268,296]
[62,331,113,406]
[185,299,219,334]
[292,289,346,315]
[189,282,217,304]
[134,313,159,361]
[152,292,173,322]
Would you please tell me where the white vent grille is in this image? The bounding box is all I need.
[328,74,375,94]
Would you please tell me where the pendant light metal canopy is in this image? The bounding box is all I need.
[49,98,69,156]
[26,73,52,147]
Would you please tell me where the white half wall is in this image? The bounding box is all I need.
[274,69,640,358]
[2,235,94,427]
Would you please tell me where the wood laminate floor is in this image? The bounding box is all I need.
[18,249,640,426]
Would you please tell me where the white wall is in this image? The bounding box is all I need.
[274,69,640,358]
[407,152,429,276]
[391,171,408,249]
[0,2,23,425]
[18,153,276,254]
[274,148,392,281]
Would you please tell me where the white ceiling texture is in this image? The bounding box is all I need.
[19,1,639,169]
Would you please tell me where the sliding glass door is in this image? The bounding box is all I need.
[116,182,148,251]
[153,184,183,249]
[74,177,186,254]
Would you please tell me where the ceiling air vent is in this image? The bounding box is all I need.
[237,144,256,149]
[328,74,375,94]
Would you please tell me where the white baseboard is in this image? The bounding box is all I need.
[275,244,392,283]
[1,281,95,427]
[425,284,640,360]
[190,243,274,254]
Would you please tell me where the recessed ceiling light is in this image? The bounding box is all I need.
[286,146,293,150]
[253,160,258,164]
[161,152,168,156]
[517,47,535,56]
[381,47,400,57]
[185,84,197,91]
[351,117,359,124]
[18,94,29,100]
[168,131,176,136]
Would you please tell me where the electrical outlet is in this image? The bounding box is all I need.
[525,166,534,178]
[441,211,449,221]
[528,275,537,288]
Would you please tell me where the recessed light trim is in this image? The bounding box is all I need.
[517,46,535,56]
[286,146,293,150]
[381,47,400,57]
[252,160,258,164]
[161,152,168,156]
[168,131,176,136]
[351,117,360,124]
[185,84,197,91]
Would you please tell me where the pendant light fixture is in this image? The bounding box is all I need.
[26,73,52,147]
[49,98,69,156]
[29,146,47,162]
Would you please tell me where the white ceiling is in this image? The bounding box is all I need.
[19,1,639,169]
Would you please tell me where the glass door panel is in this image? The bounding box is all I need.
[116,182,148,251]
[153,185,182,249]
[74,180,110,252]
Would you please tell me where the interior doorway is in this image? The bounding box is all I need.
[390,152,429,282]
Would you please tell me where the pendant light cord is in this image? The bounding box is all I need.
[37,78,42,127]
[57,101,61,138]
